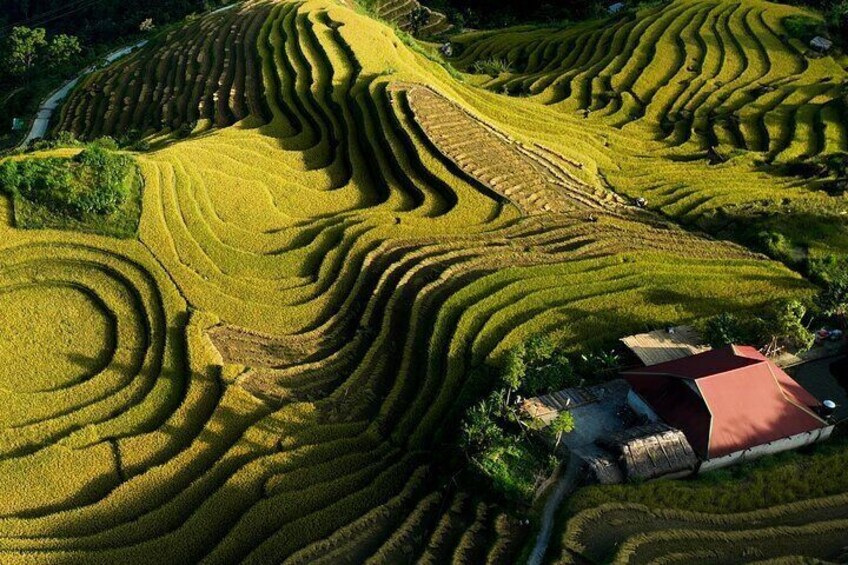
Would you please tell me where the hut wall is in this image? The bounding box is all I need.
[699,426,835,473]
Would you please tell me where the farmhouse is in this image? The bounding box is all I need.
[607,2,626,14]
[623,345,835,472]
[522,342,835,482]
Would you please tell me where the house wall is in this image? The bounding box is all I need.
[626,389,659,423]
[698,426,835,473]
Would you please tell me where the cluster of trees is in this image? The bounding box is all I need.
[500,336,580,404]
[702,300,814,355]
[0,0,229,48]
[2,26,81,82]
[458,336,578,503]
[791,0,848,40]
[0,141,133,216]
[812,256,848,327]
[702,282,847,356]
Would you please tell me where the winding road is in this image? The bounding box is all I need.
[20,40,149,148]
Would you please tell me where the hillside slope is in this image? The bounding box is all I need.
[0,0,841,563]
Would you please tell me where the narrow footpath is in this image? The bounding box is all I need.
[528,456,583,565]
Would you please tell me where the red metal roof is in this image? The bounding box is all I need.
[623,346,827,459]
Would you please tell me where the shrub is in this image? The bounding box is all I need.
[782,14,823,42]
[0,145,134,217]
[702,312,757,347]
[176,121,197,138]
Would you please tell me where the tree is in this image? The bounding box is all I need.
[525,335,555,363]
[46,34,82,72]
[702,312,747,348]
[5,26,47,77]
[818,270,848,329]
[499,345,525,406]
[550,411,575,450]
[764,300,814,355]
[827,0,848,37]
[408,6,431,35]
[526,351,574,395]
[460,393,504,455]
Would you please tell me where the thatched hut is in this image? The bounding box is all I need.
[600,423,698,481]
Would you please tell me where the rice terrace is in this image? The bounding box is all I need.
[0,0,847,562]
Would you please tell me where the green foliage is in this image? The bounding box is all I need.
[44,34,82,72]
[500,345,526,393]
[550,411,575,449]
[550,411,575,435]
[4,26,47,77]
[499,336,578,399]
[578,350,621,376]
[0,147,133,217]
[767,299,814,352]
[476,439,555,503]
[2,26,83,78]
[460,392,506,453]
[815,260,848,323]
[782,14,823,41]
[825,0,848,38]
[702,312,760,348]
[757,230,794,264]
[702,301,814,351]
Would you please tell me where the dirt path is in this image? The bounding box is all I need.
[528,456,583,565]
[19,40,149,148]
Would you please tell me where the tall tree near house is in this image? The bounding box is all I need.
[764,300,814,355]
[500,345,525,407]
[5,26,47,78]
[818,271,848,329]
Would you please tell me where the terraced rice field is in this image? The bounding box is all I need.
[0,0,840,562]
[452,0,848,257]
[558,497,848,563]
[371,0,452,37]
[453,0,848,161]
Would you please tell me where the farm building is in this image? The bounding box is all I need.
[522,343,835,482]
[607,2,626,14]
[623,345,835,472]
[520,380,700,482]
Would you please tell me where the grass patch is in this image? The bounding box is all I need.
[0,145,142,238]
[476,438,557,504]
